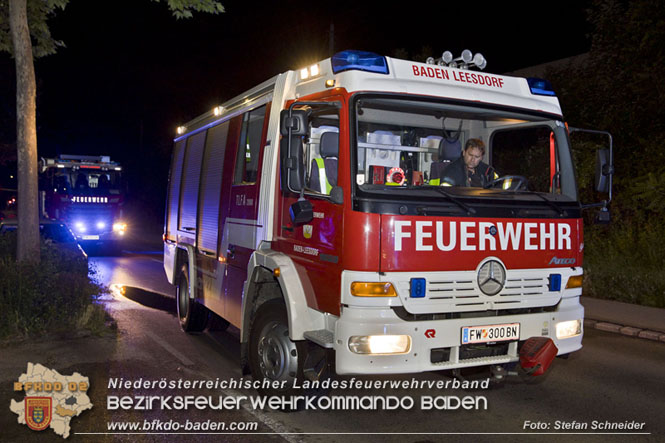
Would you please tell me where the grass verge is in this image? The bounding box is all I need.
[584,221,665,308]
[0,231,110,340]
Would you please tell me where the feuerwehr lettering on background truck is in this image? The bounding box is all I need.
[40,155,128,252]
[163,49,614,392]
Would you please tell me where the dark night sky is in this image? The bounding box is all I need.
[1,0,592,217]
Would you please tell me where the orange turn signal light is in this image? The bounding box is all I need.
[350,282,397,297]
[566,275,583,289]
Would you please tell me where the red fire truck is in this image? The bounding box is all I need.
[40,155,128,250]
[164,50,613,388]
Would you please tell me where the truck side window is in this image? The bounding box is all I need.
[305,110,340,195]
[234,105,266,184]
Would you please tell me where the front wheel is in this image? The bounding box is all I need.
[176,263,209,333]
[249,300,333,401]
[249,300,303,396]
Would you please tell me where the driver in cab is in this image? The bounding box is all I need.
[441,138,498,187]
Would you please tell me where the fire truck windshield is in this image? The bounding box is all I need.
[352,96,578,205]
[48,168,123,196]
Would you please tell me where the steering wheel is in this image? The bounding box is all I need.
[484,175,529,191]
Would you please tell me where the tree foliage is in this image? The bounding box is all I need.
[0,0,225,58]
[0,0,223,264]
[546,0,665,306]
[547,0,665,190]
[154,0,224,19]
[0,0,68,58]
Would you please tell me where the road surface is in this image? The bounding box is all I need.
[3,247,663,442]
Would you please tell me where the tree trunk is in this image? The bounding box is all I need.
[9,0,40,263]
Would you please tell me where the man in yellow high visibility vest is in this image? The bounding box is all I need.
[309,132,338,194]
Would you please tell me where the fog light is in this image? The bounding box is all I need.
[350,282,396,297]
[556,319,582,339]
[348,335,411,354]
[75,221,86,233]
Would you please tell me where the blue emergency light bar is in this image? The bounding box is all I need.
[527,77,556,96]
[331,50,389,75]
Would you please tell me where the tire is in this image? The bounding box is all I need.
[249,300,333,401]
[176,263,209,333]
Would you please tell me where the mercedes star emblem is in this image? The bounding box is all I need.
[478,260,506,296]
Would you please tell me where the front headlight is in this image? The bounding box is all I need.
[74,221,86,233]
[113,222,127,232]
[556,319,582,339]
[348,335,411,355]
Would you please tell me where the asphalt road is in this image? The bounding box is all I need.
[3,247,663,442]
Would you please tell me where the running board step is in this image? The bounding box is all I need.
[303,330,334,348]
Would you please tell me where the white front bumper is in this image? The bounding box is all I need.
[333,297,583,375]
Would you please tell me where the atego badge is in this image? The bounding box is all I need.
[25,397,52,431]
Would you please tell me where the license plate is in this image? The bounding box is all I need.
[461,323,520,344]
[81,235,99,240]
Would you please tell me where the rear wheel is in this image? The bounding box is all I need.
[176,263,209,332]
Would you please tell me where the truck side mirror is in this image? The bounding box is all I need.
[595,149,612,193]
[290,199,313,225]
[280,136,305,193]
[280,109,309,193]
[595,207,611,224]
[280,109,309,137]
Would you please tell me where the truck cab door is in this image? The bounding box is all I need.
[274,98,346,316]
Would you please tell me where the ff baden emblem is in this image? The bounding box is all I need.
[477,260,506,296]
[25,397,52,431]
[303,225,313,239]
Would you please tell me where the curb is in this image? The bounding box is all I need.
[584,319,665,343]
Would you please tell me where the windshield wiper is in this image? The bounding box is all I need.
[497,191,566,216]
[387,185,475,215]
[424,186,476,215]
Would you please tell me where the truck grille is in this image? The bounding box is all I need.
[394,269,560,315]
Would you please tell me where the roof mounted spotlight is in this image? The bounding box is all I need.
[472,53,487,70]
[176,126,186,135]
[454,49,473,69]
[442,51,453,64]
[425,49,487,71]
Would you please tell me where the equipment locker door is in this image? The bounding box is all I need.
[222,104,270,327]
[195,119,233,316]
